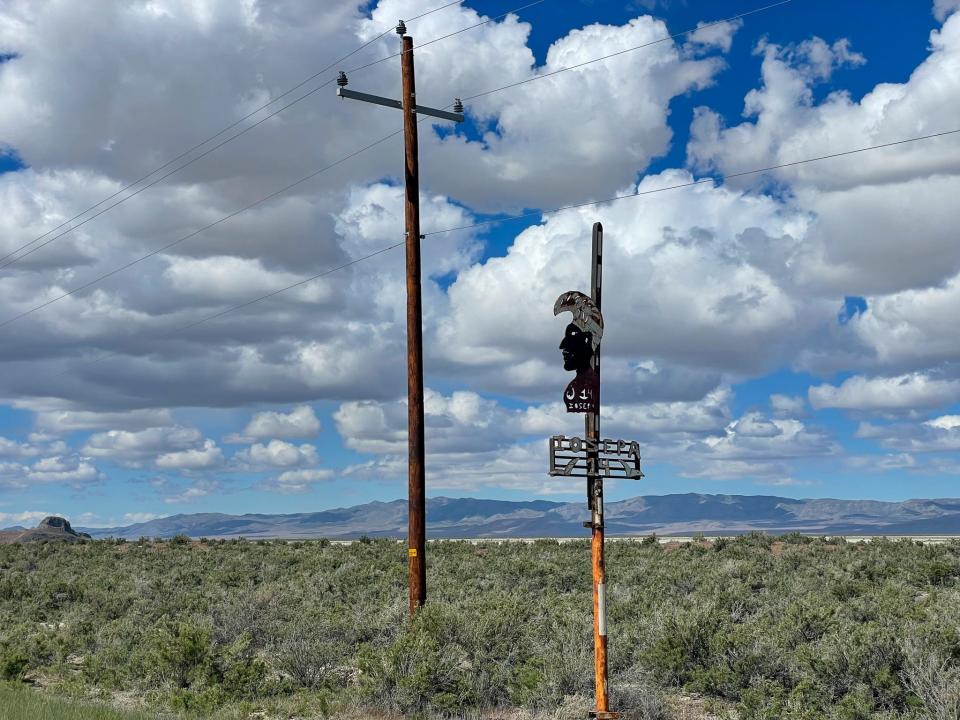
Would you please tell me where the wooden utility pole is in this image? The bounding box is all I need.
[335,27,463,617]
[400,34,427,618]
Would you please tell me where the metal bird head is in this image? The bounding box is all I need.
[553,291,603,352]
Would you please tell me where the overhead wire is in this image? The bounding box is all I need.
[0,0,560,320]
[0,128,405,329]
[421,128,960,237]
[463,0,791,102]
[335,1,548,78]
[50,240,408,377]
[1,78,344,270]
[6,0,825,394]
[0,0,469,270]
[45,126,960,376]
[406,0,464,22]
[0,0,788,329]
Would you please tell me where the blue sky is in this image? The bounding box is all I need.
[2,0,960,528]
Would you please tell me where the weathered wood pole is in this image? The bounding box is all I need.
[401,34,426,617]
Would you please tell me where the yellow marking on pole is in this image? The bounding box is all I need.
[408,548,417,557]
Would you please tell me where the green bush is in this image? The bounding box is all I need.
[2,535,959,718]
[148,621,214,689]
[0,649,29,681]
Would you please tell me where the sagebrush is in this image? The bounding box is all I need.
[2,534,959,718]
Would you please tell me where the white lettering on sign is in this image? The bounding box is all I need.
[548,435,644,479]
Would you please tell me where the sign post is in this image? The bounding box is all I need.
[550,222,643,719]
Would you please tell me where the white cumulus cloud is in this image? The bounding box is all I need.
[234,440,319,469]
[810,373,960,412]
[82,425,205,465]
[226,405,321,443]
[260,468,335,494]
[156,439,224,470]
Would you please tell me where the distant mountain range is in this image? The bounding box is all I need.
[53,494,960,540]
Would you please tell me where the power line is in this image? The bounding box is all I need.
[343,1,548,76]
[46,127,960,375]
[3,0,774,272]
[410,0,547,54]
[48,112,453,374]
[0,129,404,330]
[407,0,463,22]
[463,0,791,102]
[55,240,407,376]
[0,0,470,270]
[421,128,960,238]
[0,0,784,327]
[1,79,339,270]
[1,105,456,330]
[199,129,960,306]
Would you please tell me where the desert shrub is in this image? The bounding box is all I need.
[900,637,960,720]
[356,605,474,714]
[533,608,594,706]
[273,614,354,690]
[609,669,670,720]
[780,596,837,647]
[209,585,279,651]
[646,600,724,685]
[219,639,285,700]
[741,530,775,548]
[2,534,959,717]
[738,678,788,720]
[147,620,215,689]
[0,648,29,681]
[799,622,907,708]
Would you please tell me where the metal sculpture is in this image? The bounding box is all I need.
[547,222,644,720]
[555,291,602,413]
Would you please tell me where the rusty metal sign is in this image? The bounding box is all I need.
[555,291,603,413]
[548,223,646,718]
[548,435,644,479]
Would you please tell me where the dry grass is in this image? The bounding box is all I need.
[0,683,157,720]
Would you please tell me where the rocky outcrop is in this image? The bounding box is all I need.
[0,516,91,543]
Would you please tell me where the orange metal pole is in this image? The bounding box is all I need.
[587,222,612,717]
[592,521,609,712]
